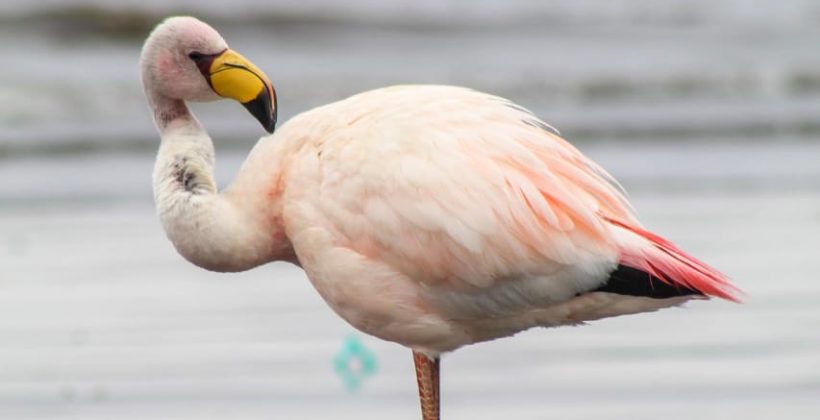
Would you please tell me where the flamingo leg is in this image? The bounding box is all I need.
[412,351,441,420]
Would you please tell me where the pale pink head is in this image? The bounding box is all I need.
[140,16,277,133]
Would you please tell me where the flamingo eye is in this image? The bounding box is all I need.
[188,51,205,61]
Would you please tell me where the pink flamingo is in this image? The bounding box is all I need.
[140,17,740,420]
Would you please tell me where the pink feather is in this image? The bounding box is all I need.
[608,217,741,302]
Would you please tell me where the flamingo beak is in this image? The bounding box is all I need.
[204,49,277,133]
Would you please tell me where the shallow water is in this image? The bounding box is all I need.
[2,1,820,419]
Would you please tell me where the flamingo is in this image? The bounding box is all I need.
[140,17,740,420]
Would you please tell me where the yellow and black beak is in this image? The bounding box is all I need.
[196,49,277,133]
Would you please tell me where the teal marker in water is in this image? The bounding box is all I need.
[334,335,378,391]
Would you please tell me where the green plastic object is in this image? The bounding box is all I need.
[334,335,378,391]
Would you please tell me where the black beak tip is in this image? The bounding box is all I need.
[264,112,277,134]
[242,90,277,134]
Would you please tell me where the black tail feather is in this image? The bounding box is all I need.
[593,264,702,299]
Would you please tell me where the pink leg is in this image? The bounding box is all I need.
[413,351,440,420]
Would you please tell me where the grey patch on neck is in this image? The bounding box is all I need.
[172,155,201,194]
[522,118,561,136]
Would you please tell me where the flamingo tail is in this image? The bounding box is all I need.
[600,217,741,302]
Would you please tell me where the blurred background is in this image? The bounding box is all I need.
[1,1,819,419]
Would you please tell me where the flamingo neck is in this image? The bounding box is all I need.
[150,95,292,272]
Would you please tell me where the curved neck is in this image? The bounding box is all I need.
[149,95,293,272]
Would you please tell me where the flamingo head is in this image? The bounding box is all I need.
[140,16,277,133]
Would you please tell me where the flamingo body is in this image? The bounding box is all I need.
[222,85,736,353]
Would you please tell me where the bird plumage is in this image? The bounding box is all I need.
[146,77,738,353]
[231,85,737,353]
